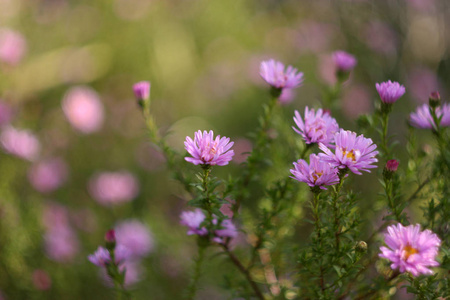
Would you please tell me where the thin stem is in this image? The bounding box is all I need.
[381,111,389,157]
[186,244,207,300]
[312,191,325,291]
[332,169,348,251]
[221,244,265,300]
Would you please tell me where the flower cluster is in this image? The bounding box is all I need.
[184,130,234,166]
[379,224,441,276]
[293,107,339,147]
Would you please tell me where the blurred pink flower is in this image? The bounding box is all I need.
[296,21,335,53]
[0,101,13,126]
[133,81,150,100]
[115,220,154,258]
[410,103,450,129]
[318,54,337,85]
[364,21,398,55]
[407,67,440,103]
[333,51,357,72]
[88,245,131,267]
[42,203,70,230]
[0,28,26,66]
[213,219,238,244]
[101,260,143,287]
[32,269,52,291]
[28,158,68,193]
[89,171,139,206]
[0,126,40,161]
[44,226,80,263]
[62,86,104,134]
[180,209,208,236]
[342,85,372,119]
[278,88,295,104]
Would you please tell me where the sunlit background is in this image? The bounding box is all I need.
[0,0,449,299]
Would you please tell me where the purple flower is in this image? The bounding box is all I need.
[115,220,154,258]
[375,80,406,104]
[1,126,40,161]
[213,219,238,244]
[184,130,234,166]
[293,107,339,147]
[133,81,150,100]
[62,86,104,134]
[88,171,139,206]
[278,88,295,104]
[180,209,208,236]
[410,103,450,129]
[379,223,441,276]
[290,154,339,190]
[333,51,357,72]
[385,159,399,172]
[259,59,304,90]
[44,226,80,263]
[88,245,130,267]
[319,129,379,175]
[28,158,68,193]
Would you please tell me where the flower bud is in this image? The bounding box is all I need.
[105,229,116,250]
[133,81,151,107]
[355,241,368,253]
[383,159,399,180]
[429,91,440,108]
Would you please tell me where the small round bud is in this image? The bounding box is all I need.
[385,159,399,172]
[355,241,368,253]
[429,91,441,108]
[105,229,116,250]
[133,81,151,107]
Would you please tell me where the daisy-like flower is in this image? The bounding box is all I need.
[184,130,234,166]
[319,129,378,175]
[375,80,406,104]
[379,223,441,276]
[180,209,208,236]
[293,107,339,147]
[290,154,339,190]
[259,59,304,90]
[333,51,357,72]
[410,103,450,129]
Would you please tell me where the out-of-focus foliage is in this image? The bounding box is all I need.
[0,0,450,299]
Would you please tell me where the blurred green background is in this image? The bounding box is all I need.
[0,0,449,299]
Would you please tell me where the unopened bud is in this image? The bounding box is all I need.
[429,91,440,108]
[133,81,151,107]
[355,241,368,253]
[385,159,399,172]
[105,229,116,250]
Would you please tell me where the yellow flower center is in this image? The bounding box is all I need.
[312,172,323,183]
[403,244,419,260]
[341,148,356,162]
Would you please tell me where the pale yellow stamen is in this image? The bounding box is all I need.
[403,244,419,260]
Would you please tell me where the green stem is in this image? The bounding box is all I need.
[381,111,389,157]
[332,169,348,251]
[312,191,325,291]
[186,244,207,300]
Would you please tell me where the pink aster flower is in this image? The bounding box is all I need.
[133,81,150,100]
[0,126,40,161]
[259,59,304,90]
[180,209,208,236]
[88,171,139,206]
[293,107,339,147]
[0,28,27,66]
[62,86,104,134]
[376,80,406,104]
[290,154,339,190]
[410,103,450,129]
[319,129,379,175]
[379,223,441,276]
[184,130,234,166]
[28,158,68,193]
[333,51,357,72]
[115,220,154,258]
